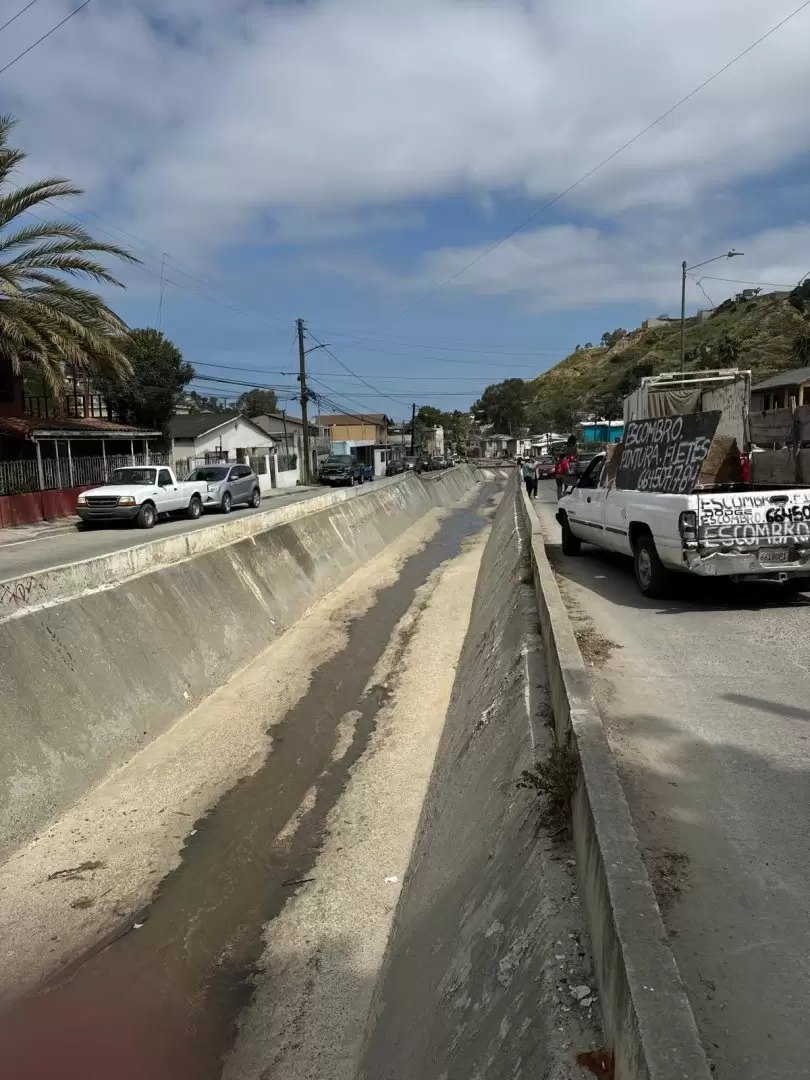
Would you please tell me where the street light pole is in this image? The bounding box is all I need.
[679,250,743,375]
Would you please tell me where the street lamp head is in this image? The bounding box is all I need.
[727,250,743,258]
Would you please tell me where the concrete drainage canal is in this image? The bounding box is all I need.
[0,470,602,1079]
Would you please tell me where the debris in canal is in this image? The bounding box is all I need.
[47,860,105,882]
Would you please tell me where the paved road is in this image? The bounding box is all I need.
[533,484,810,1080]
[0,487,323,581]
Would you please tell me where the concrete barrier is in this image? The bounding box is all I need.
[0,475,413,619]
[0,467,478,858]
[517,482,712,1080]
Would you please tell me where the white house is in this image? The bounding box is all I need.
[169,411,274,462]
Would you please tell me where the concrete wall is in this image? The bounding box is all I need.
[0,468,478,859]
[360,483,584,1077]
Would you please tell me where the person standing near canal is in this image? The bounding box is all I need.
[554,453,570,500]
[522,457,537,498]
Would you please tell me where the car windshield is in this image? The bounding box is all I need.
[187,467,229,482]
[538,456,553,464]
[326,455,352,465]
[108,468,157,486]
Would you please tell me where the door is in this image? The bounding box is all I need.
[157,468,180,512]
[569,456,607,542]
[230,465,252,502]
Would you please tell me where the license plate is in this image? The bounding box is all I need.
[759,549,789,565]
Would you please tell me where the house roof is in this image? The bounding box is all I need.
[168,411,241,438]
[168,411,273,442]
[0,416,160,441]
[251,412,316,433]
[317,412,388,426]
[752,366,810,393]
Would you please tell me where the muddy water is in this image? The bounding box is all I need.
[0,490,498,1080]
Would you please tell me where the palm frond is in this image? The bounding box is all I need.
[0,117,138,400]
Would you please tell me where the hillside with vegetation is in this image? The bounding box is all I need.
[527,284,810,431]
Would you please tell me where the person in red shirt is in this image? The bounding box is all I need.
[554,453,570,499]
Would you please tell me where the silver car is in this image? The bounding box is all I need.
[186,463,261,513]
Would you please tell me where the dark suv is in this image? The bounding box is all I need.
[319,454,365,486]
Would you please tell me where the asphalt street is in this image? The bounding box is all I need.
[0,487,322,580]
[533,482,810,1080]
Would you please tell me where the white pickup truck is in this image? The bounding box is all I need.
[557,454,810,597]
[76,466,207,529]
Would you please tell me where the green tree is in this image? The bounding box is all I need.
[415,404,443,428]
[237,387,278,417]
[96,328,193,431]
[600,328,627,348]
[185,390,229,413]
[793,330,810,365]
[0,115,135,398]
[472,378,528,434]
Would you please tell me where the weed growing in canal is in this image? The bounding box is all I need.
[517,733,578,836]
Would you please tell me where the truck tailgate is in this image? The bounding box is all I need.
[697,490,810,549]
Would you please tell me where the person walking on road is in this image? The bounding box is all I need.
[554,453,569,500]
[522,457,537,498]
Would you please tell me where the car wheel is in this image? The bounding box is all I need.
[137,502,156,530]
[250,487,261,508]
[186,495,202,520]
[221,491,232,513]
[359,473,365,484]
[634,534,671,598]
[560,514,581,556]
[349,475,356,487]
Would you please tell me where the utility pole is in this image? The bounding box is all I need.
[679,250,743,375]
[410,402,416,455]
[297,318,310,484]
[680,260,688,376]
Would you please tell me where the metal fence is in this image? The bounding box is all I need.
[277,454,298,472]
[0,452,170,496]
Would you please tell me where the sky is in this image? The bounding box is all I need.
[2,0,810,420]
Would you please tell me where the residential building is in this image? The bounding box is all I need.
[751,366,810,411]
[578,418,625,443]
[0,365,161,526]
[316,412,390,444]
[168,411,275,465]
[250,411,319,441]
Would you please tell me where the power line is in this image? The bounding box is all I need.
[304,329,411,406]
[0,0,41,36]
[395,0,810,319]
[690,274,795,288]
[190,361,503,382]
[0,0,93,77]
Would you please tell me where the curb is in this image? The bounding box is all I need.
[516,481,712,1080]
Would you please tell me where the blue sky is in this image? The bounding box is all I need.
[3,0,810,420]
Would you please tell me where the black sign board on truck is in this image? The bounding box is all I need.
[616,411,721,495]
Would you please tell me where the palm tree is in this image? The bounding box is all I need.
[0,114,137,402]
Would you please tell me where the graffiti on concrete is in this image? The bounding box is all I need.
[0,576,41,607]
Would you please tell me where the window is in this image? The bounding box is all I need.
[231,465,251,478]
[158,469,173,487]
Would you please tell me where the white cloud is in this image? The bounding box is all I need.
[0,0,808,274]
[403,220,810,311]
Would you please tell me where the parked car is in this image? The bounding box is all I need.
[319,454,365,486]
[574,454,595,478]
[185,463,261,513]
[403,457,418,471]
[535,455,555,479]
[76,466,209,529]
